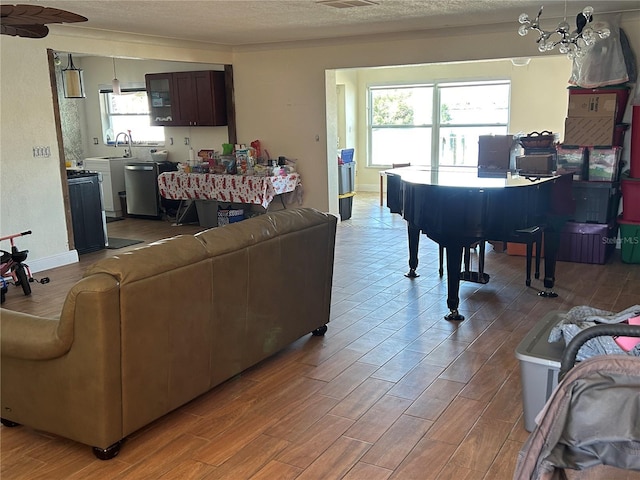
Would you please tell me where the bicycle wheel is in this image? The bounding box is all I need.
[14,264,31,296]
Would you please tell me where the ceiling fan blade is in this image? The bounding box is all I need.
[0,23,49,38]
[1,4,87,26]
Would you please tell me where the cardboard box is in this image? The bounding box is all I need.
[567,93,618,118]
[516,154,555,174]
[478,135,517,171]
[507,238,544,257]
[564,117,615,146]
[568,87,630,123]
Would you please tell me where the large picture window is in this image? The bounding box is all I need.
[99,89,165,146]
[369,81,510,167]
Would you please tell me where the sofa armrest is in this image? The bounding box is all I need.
[1,310,71,360]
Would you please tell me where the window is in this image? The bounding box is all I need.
[369,81,510,167]
[99,89,165,145]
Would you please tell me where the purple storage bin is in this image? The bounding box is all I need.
[557,221,618,264]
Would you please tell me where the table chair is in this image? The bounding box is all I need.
[380,163,411,206]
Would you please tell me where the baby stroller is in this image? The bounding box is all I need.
[514,323,640,479]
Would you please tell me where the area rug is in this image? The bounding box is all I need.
[106,237,143,249]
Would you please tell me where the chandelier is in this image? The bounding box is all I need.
[517,5,610,59]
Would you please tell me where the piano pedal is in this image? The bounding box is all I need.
[405,269,420,278]
[538,290,558,298]
[460,271,490,284]
[445,309,465,321]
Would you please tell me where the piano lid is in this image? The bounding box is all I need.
[386,166,561,189]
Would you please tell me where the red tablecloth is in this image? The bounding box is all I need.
[158,172,301,209]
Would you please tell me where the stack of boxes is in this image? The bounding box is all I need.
[556,85,630,264]
[619,103,640,264]
[516,131,557,175]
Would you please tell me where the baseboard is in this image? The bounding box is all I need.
[26,250,79,274]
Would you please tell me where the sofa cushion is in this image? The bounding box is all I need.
[195,208,336,256]
[84,235,208,284]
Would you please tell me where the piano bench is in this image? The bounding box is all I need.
[505,226,543,286]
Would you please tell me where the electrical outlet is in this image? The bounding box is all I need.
[32,146,51,158]
[184,137,190,146]
[93,138,99,145]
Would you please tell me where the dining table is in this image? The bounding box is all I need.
[157,171,301,209]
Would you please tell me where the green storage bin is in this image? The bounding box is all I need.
[618,216,640,264]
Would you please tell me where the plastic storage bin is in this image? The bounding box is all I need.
[338,148,354,163]
[618,216,640,264]
[570,181,620,224]
[588,146,622,181]
[338,162,356,195]
[338,193,354,221]
[557,220,618,264]
[515,311,565,432]
[621,176,640,222]
[556,145,586,179]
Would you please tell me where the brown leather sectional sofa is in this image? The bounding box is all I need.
[0,208,337,459]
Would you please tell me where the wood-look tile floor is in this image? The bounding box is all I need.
[2,192,640,479]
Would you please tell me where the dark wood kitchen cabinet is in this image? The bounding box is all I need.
[145,71,227,127]
[146,73,176,126]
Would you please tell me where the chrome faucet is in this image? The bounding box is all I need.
[114,131,133,158]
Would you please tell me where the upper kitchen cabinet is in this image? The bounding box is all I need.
[145,71,227,127]
[146,73,176,126]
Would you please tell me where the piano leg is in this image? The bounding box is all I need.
[539,219,563,298]
[445,244,465,321]
[405,223,420,278]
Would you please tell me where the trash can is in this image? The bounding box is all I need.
[118,191,128,218]
[338,158,356,220]
[515,311,566,432]
[195,200,219,228]
[338,162,356,195]
[338,192,355,221]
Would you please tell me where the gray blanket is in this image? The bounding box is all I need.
[548,305,640,360]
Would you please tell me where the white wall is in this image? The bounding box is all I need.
[68,56,228,164]
[350,56,573,191]
[1,32,232,270]
[1,15,639,270]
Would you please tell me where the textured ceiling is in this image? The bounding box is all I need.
[2,0,639,46]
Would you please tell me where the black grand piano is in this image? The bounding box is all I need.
[387,166,574,321]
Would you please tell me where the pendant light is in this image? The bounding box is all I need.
[62,53,85,98]
[517,4,610,60]
[112,57,121,95]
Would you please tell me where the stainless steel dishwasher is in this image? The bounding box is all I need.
[124,162,161,217]
[124,161,178,217]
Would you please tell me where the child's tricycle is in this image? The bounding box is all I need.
[1,230,34,303]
